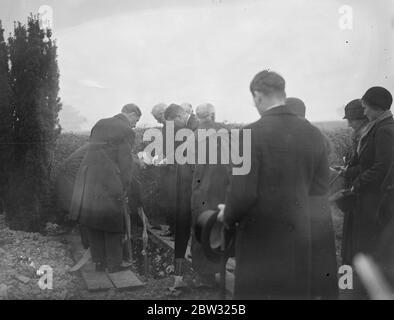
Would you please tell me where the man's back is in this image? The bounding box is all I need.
[70,113,135,233]
[224,104,330,299]
[90,114,133,145]
[250,106,328,220]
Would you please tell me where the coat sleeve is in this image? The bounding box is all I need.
[223,128,260,226]
[310,132,330,196]
[353,127,394,192]
[129,172,143,207]
[117,135,133,190]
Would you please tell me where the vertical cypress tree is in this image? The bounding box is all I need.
[7,16,62,230]
[39,25,62,221]
[0,21,13,211]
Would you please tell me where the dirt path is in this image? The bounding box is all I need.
[0,215,219,300]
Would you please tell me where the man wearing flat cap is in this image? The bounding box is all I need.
[218,70,337,299]
[346,87,394,298]
[190,103,231,288]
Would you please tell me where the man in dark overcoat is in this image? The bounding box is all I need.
[164,104,198,288]
[69,104,142,273]
[190,103,231,287]
[218,70,337,299]
[151,103,177,236]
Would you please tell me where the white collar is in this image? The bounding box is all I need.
[265,103,283,112]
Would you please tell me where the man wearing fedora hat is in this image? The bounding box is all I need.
[218,70,338,299]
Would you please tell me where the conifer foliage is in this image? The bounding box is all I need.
[0,21,13,213]
[0,16,61,231]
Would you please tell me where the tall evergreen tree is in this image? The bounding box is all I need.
[7,16,62,230]
[0,21,13,211]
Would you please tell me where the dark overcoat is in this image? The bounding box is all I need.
[223,105,337,299]
[342,121,368,264]
[346,117,394,261]
[174,114,199,259]
[190,121,231,274]
[157,123,177,213]
[69,114,137,233]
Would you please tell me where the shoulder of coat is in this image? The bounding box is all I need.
[374,119,394,137]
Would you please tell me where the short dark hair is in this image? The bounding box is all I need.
[250,70,286,97]
[164,104,186,120]
[121,103,142,116]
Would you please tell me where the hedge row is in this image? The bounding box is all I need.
[51,126,352,225]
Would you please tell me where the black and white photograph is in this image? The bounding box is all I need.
[0,0,393,306]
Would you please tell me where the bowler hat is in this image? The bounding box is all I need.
[362,87,393,110]
[343,99,366,120]
[194,209,235,263]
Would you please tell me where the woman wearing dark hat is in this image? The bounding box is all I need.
[347,87,394,297]
[340,99,369,265]
[343,99,369,161]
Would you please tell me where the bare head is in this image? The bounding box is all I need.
[181,103,193,115]
[164,104,189,128]
[121,103,142,128]
[250,70,286,115]
[151,103,167,124]
[196,103,215,124]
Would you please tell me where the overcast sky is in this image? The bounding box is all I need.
[1,0,393,130]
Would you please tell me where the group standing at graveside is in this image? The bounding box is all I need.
[69,69,394,299]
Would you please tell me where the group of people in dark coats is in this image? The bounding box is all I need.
[69,69,394,299]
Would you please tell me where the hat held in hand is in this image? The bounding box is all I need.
[194,209,235,263]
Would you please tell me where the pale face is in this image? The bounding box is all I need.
[126,112,141,128]
[347,119,365,131]
[173,113,188,128]
[361,100,380,121]
[153,112,165,124]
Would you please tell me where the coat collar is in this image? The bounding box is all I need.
[114,113,132,127]
[261,104,298,118]
[358,116,394,158]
